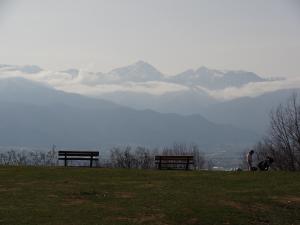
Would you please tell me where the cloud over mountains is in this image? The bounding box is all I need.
[0,61,298,101]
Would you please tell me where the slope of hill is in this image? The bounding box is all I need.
[0,77,257,149]
[100,88,218,114]
[201,89,300,134]
[0,77,120,110]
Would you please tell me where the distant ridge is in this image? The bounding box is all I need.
[0,77,257,148]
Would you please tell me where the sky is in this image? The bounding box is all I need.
[0,0,299,78]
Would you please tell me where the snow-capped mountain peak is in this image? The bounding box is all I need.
[169,66,266,89]
[108,61,164,82]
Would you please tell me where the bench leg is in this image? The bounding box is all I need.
[159,159,162,170]
[64,154,67,167]
[186,159,189,170]
[90,156,93,168]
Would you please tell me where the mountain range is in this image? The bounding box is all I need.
[1,61,270,87]
[0,61,298,140]
[57,61,270,88]
[0,77,258,149]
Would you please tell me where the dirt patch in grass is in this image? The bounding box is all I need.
[186,218,200,225]
[135,213,164,223]
[95,203,124,212]
[250,203,271,212]
[220,200,271,213]
[79,190,98,196]
[47,194,58,198]
[105,205,124,211]
[220,200,244,210]
[115,192,135,199]
[140,182,162,189]
[132,213,170,225]
[278,196,300,203]
[250,218,271,225]
[15,181,40,186]
[221,200,271,213]
[62,197,90,206]
[112,216,132,222]
[0,187,19,192]
[274,196,300,204]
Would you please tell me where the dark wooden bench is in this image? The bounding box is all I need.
[58,151,99,168]
[155,155,194,170]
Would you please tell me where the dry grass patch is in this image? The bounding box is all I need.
[115,191,135,199]
[62,197,90,206]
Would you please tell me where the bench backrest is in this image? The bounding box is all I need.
[155,155,193,161]
[58,151,99,157]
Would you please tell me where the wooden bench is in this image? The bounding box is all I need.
[58,151,99,168]
[155,155,194,170]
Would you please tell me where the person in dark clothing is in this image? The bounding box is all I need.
[257,157,274,171]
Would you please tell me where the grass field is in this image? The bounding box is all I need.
[0,167,299,225]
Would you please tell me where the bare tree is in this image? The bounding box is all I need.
[110,146,145,169]
[0,146,58,166]
[134,146,155,169]
[253,93,300,171]
[110,146,155,169]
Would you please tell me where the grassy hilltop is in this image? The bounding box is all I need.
[0,167,299,225]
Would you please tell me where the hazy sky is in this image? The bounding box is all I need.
[0,0,299,77]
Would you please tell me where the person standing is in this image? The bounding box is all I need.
[246,150,255,171]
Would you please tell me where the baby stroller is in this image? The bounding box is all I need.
[257,157,274,171]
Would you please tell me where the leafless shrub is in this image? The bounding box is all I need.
[0,144,205,170]
[134,146,156,169]
[253,93,300,171]
[110,146,155,169]
[109,144,205,170]
[0,145,58,166]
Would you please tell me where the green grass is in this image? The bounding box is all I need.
[0,167,299,225]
